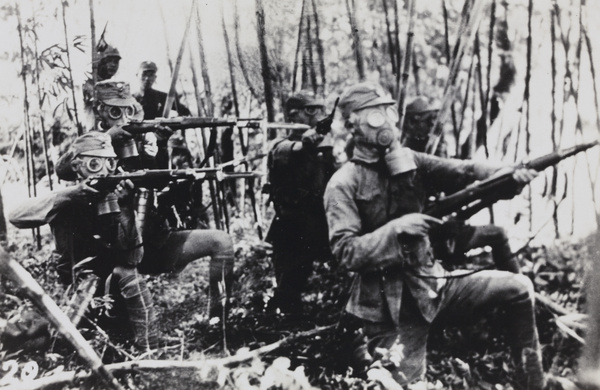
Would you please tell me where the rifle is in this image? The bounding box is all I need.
[86,168,262,192]
[121,117,310,135]
[316,97,340,135]
[424,141,599,220]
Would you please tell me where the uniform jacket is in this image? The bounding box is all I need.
[9,191,143,285]
[266,130,336,251]
[133,88,191,120]
[323,150,499,326]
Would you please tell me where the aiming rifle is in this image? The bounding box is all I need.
[424,141,599,220]
[86,168,262,191]
[121,117,310,135]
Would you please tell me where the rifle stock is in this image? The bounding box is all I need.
[424,141,598,219]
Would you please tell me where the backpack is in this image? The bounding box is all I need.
[267,137,335,216]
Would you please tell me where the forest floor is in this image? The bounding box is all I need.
[0,212,591,389]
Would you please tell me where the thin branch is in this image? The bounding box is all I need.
[14,325,334,390]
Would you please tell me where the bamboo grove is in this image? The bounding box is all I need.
[0,0,598,243]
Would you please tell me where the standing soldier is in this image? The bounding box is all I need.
[265,91,336,315]
[133,61,191,120]
[83,44,123,131]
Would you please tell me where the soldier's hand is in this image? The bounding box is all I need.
[114,179,135,204]
[512,167,538,184]
[106,125,134,143]
[154,125,173,143]
[391,213,442,237]
[61,181,100,204]
[142,133,158,158]
[301,130,324,148]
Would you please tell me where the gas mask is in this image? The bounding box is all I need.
[348,105,416,175]
[349,105,400,149]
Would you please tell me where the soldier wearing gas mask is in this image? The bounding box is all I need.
[324,82,546,389]
[10,132,159,351]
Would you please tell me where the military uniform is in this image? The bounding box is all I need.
[265,92,336,314]
[324,82,544,388]
[133,61,191,120]
[10,133,158,350]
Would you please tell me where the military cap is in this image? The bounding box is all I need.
[94,80,138,107]
[55,132,116,180]
[139,61,158,73]
[72,132,117,158]
[98,44,121,61]
[406,96,440,114]
[285,91,325,113]
[338,82,396,119]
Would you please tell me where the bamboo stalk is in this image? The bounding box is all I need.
[473,34,489,156]
[196,3,229,232]
[441,0,451,63]
[233,0,260,101]
[305,11,317,93]
[292,0,307,94]
[89,0,97,99]
[484,0,495,117]
[195,3,213,117]
[163,0,196,118]
[426,0,489,155]
[382,0,397,77]
[310,0,326,93]
[255,0,276,136]
[345,0,365,80]
[523,0,533,230]
[32,11,53,191]
[156,0,174,73]
[0,249,123,390]
[550,7,559,238]
[457,54,475,158]
[221,2,240,118]
[396,0,415,133]
[393,0,402,91]
[15,3,40,246]
[60,0,82,135]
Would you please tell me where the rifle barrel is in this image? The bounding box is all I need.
[425,141,599,219]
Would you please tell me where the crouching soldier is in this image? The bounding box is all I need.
[324,82,546,389]
[9,132,158,351]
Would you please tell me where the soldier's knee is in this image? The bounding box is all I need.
[486,225,509,244]
[111,265,137,280]
[212,230,234,255]
[505,273,535,302]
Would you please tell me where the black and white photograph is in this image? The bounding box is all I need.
[0,0,598,388]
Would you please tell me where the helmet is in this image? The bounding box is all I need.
[98,45,121,61]
[405,96,439,114]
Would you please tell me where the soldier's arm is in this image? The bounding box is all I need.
[9,184,99,229]
[415,152,503,195]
